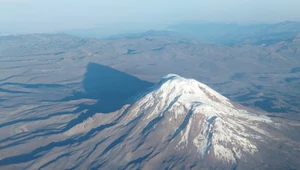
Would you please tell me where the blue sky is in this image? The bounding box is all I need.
[1,0,300,33]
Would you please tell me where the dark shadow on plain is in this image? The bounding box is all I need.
[66,62,153,113]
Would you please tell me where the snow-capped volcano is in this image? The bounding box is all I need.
[123,74,272,164]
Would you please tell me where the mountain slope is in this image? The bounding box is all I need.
[122,74,270,162]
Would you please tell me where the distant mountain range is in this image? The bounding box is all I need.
[64,21,300,45]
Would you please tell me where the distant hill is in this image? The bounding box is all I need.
[167,21,300,45]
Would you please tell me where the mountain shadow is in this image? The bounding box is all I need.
[0,63,153,132]
[0,63,154,165]
[68,62,154,113]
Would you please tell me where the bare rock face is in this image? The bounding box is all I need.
[1,74,300,170]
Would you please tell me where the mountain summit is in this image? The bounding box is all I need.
[120,74,272,167]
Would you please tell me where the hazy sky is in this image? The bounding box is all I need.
[1,0,300,33]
